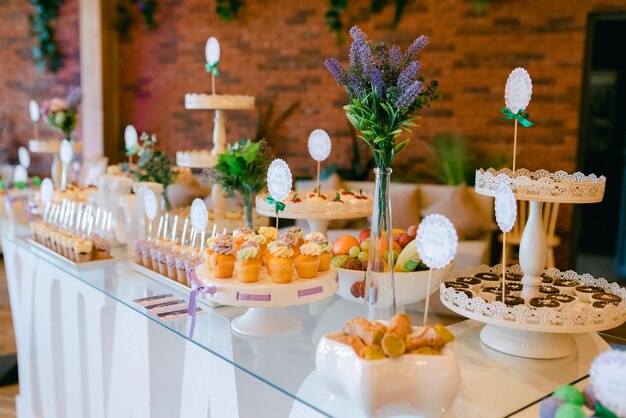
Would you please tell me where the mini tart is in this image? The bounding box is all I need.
[539,285,560,296]
[443,281,470,291]
[479,286,509,303]
[494,295,525,307]
[547,293,577,306]
[500,273,523,282]
[591,293,622,305]
[459,290,475,298]
[591,301,613,310]
[575,285,605,302]
[235,258,261,283]
[474,272,500,287]
[501,282,523,295]
[456,277,482,291]
[541,274,554,284]
[553,279,579,296]
[211,253,236,279]
[530,297,561,309]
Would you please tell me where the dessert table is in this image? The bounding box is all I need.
[1,218,623,418]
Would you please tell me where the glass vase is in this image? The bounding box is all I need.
[243,187,254,229]
[364,167,396,321]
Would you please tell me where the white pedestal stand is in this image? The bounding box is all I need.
[231,307,302,336]
[29,140,83,188]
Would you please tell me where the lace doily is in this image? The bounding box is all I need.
[255,191,373,220]
[440,264,626,331]
[475,168,606,203]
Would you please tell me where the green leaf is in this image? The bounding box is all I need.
[394,138,410,154]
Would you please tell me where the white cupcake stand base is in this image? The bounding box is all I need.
[195,264,338,336]
[479,325,575,359]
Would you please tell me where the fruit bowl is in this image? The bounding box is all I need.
[336,262,454,306]
[316,329,460,418]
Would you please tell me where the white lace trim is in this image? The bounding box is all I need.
[475,168,606,201]
[441,264,626,327]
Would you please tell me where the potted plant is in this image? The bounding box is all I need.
[208,138,272,228]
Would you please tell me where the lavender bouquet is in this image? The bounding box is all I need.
[325,27,439,169]
[41,87,82,141]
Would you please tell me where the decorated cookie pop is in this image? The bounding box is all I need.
[500,67,534,172]
[266,159,293,235]
[308,129,332,196]
[205,37,220,95]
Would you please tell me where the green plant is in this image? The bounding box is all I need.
[129,133,178,210]
[114,0,158,40]
[41,87,82,140]
[29,0,63,72]
[208,139,273,227]
[254,100,300,144]
[427,132,509,186]
[216,0,242,22]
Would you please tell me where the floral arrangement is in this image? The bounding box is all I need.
[128,132,178,210]
[325,27,439,170]
[208,138,272,228]
[41,87,82,140]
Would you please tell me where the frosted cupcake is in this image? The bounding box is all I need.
[235,244,261,283]
[210,238,236,279]
[247,234,267,264]
[74,239,93,263]
[287,226,304,248]
[258,226,278,243]
[203,235,221,269]
[280,232,300,258]
[306,235,332,271]
[296,242,321,278]
[267,240,294,284]
[233,227,255,250]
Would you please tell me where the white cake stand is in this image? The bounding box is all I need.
[255,193,373,235]
[440,264,626,359]
[195,263,338,336]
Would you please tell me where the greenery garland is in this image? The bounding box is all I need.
[29,0,64,72]
[114,0,158,40]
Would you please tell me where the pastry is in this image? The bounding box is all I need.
[455,277,482,291]
[474,272,500,287]
[279,232,300,258]
[287,226,304,247]
[343,317,386,346]
[235,245,261,283]
[74,239,93,263]
[479,286,509,302]
[336,335,367,357]
[575,285,605,302]
[540,273,554,284]
[553,279,579,295]
[591,293,621,305]
[591,301,614,310]
[295,242,321,278]
[233,227,255,249]
[381,332,406,357]
[266,240,294,283]
[539,285,560,296]
[529,297,561,309]
[406,324,454,351]
[386,313,412,337]
[547,293,577,308]
[210,238,236,279]
[305,234,332,271]
[494,295,525,307]
[442,281,470,291]
[501,282,523,296]
[500,273,523,282]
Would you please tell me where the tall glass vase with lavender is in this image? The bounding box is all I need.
[325,27,439,320]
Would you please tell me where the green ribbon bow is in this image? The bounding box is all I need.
[499,107,534,127]
[205,62,219,77]
[266,196,285,215]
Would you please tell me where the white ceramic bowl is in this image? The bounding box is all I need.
[336,262,454,306]
[316,328,460,417]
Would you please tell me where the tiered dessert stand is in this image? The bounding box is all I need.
[440,168,626,359]
[195,263,338,336]
[255,191,373,235]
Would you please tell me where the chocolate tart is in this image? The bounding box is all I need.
[540,273,554,284]
[591,301,613,310]
[575,285,605,302]
[474,272,500,287]
[529,297,561,309]
[442,281,470,291]
[553,279,579,296]
[456,276,482,291]
[547,294,577,306]
[501,282,523,294]
[591,293,622,305]
[500,273,523,282]
[539,285,560,296]
[494,295,525,307]
[478,286,509,303]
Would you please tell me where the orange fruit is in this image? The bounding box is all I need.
[333,235,361,256]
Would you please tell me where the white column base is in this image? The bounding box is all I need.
[480,325,576,359]
[231,307,302,336]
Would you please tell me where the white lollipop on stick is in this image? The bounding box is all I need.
[205,37,220,95]
[29,100,40,139]
[124,125,138,168]
[308,129,332,196]
[494,184,517,300]
[266,159,293,235]
[501,67,534,172]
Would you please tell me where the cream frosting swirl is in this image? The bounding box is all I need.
[212,239,235,255]
[249,234,267,246]
[240,240,260,251]
[304,232,325,242]
[300,242,322,257]
[258,226,278,241]
[233,226,255,240]
[287,226,303,240]
[237,246,259,261]
[267,241,294,258]
[279,232,298,247]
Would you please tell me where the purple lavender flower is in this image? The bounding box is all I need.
[324,58,348,86]
[395,80,423,111]
[350,38,375,76]
[405,35,429,62]
[347,74,364,97]
[396,61,421,92]
[371,67,386,97]
[349,26,369,43]
[389,45,403,68]
[65,86,82,109]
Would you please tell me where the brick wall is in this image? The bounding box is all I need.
[0,0,80,175]
[116,0,626,266]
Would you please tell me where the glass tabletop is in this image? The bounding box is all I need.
[5,226,624,418]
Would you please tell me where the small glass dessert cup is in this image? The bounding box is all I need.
[166,251,178,280]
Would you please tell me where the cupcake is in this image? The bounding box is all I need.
[455,277,482,292]
[210,238,236,279]
[539,285,560,297]
[74,239,93,263]
[304,231,325,243]
[295,242,321,279]
[233,227,255,249]
[248,234,267,264]
[442,281,470,291]
[203,236,220,263]
[287,226,304,248]
[235,245,261,283]
[553,279,579,296]
[305,234,332,271]
[266,240,294,283]
[502,282,523,296]
[258,226,278,243]
[474,272,500,288]
[575,285,605,302]
[540,274,554,284]
[529,297,561,310]
[547,293,577,309]
[280,232,300,258]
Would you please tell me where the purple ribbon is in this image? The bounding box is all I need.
[187,285,209,339]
